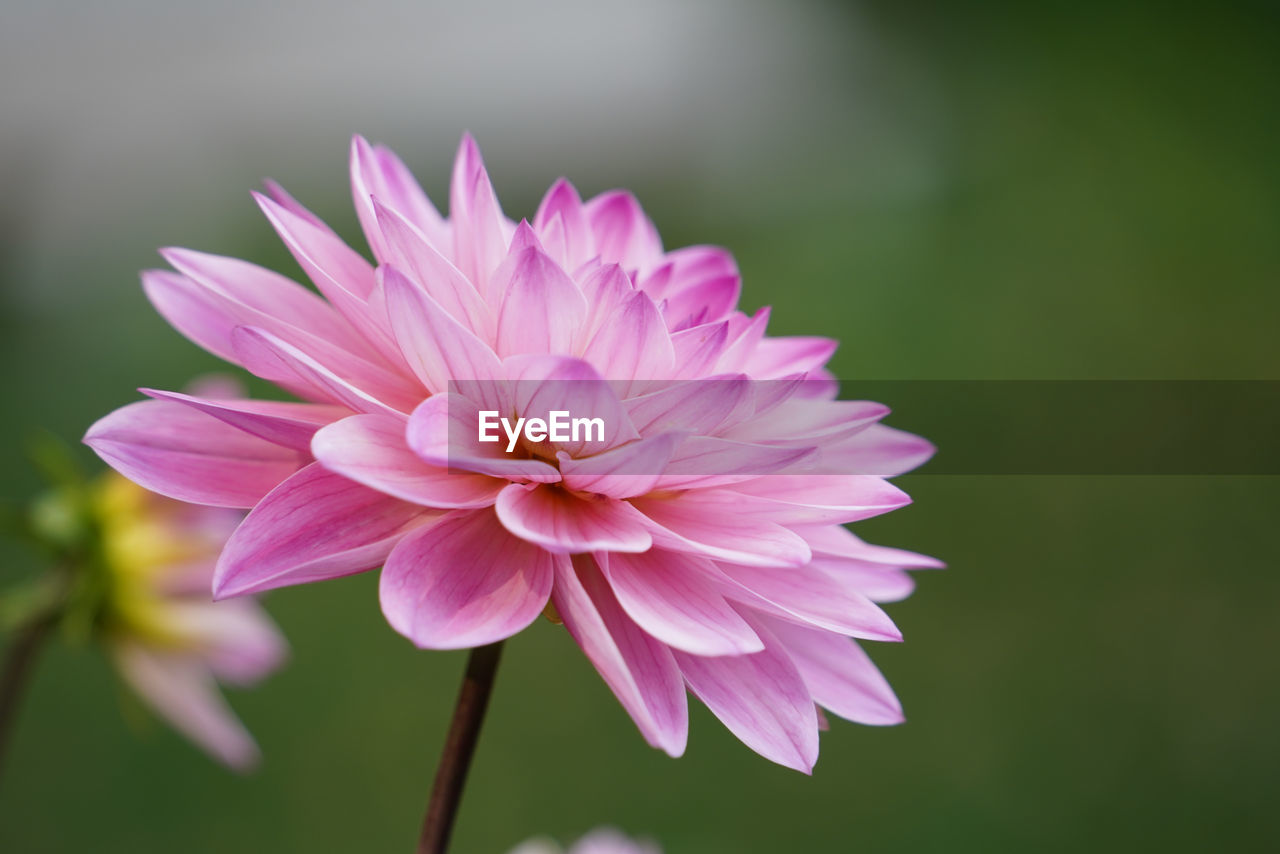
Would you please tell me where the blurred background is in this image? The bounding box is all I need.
[1,0,1277,851]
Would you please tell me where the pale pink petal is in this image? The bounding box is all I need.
[379,508,557,649]
[254,191,402,363]
[312,413,503,509]
[714,308,772,372]
[141,389,346,452]
[494,246,588,357]
[450,133,509,292]
[84,399,303,509]
[584,190,662,272]
[759,615,905,725]
[797,524,945,568]
[406,394,561,482]
[381,265,503,402]
[723,475,912,524]
[533,178,596,272]
[494,484,650,553]
[576,263,633,349]
[661,273,741,331]
[159,247,377,360]
[214,462,432,598]
[112,642,260,771]
[373,200,493,339]
[711,562,902,641]
[558,433,681,499]
[581,290,675,393]
[817,423,937,476]
[668,321,731,380]
[742,336,839,378]
[598,550,763,656]
[262,179,336,234]
[721,399,889,446]
[163,598,288,686]
[230,326,418,416]
[651,437,817,490]
[624,376,752,437]
[811,559,917,603]
[552,555,687,756]
[503,355,639,456]
[631,491,810,568]
[672,616,819,773]
[350,135,448,261]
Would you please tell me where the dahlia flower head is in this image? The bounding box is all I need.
[85,134,939,772]
[92,470,286,770]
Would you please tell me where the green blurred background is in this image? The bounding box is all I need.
[1,1,1276,851]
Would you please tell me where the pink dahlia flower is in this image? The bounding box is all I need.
[85,135,938,772]
[93,470,286,770]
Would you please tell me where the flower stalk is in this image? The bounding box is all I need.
[418,641,504,854]
[0,610,55,789]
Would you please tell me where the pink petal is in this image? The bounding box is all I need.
[552,555,687,756]
[163,598,288,686]
[533,178,596,272]
[651,437,817,491]
[112,642,260,771]
[503,354,640,456]
[254,191,401,363]
[723,475,912,524]
[661,273,741,331]
[668,321,731,380]
[672,615,819,773]
[84,399,303,509]
[494,246,587,357]
[373,200,492,340]
[558,433,681,499]
[817,423,937,476]
[141,389,345,452]
[576,263,633,348]
[159,247,376,360]
[631,490,811,568]
[494,484,651,553]
[711,562,902,641]
[214,462,432,598]
[381,265,503,401]
[582,290,675,393]
[350,135,448,262]
[598,550,763,656]
[798,524,945,568]
[584,190,663,272]
[379,508,557,649]
[450,133,509,292]
[406,394,561,482]
[743,336,839,378]
[312,413,504,509]
[759,615,905,726]
[624,377,752,437]
[262,179,336,235]
[230,326,418,416]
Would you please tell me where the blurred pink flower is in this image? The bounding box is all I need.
[86,135,937,771]
[509,828,661,854]
[93,471,286,770]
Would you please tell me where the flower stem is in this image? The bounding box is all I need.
[417,641,504,854]
[0,613,53,790]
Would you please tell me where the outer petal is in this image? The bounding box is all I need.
[112,642,260,771]
[584,190,662,272]
[312,413,503,509]
[552,555,687,756]
[597,550,763,656]
[631,491,811,568]
[672,615,819,773]
[161,598,288,686]
[229,326,418,416]
[759,615,905,726]
[140,389,346,452]
[710,562,902,642]
[450,133,509,292]
[494,484,651,554]
[533,178,595,272]
[350,135,449,262]
[723,475,912,525]
[84,399,304,509]
[581,290,675,393]
[379,508,557,649]
[214,462,432,598]
[816,423,937,476]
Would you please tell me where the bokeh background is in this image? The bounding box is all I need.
[2,0,1277,851]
